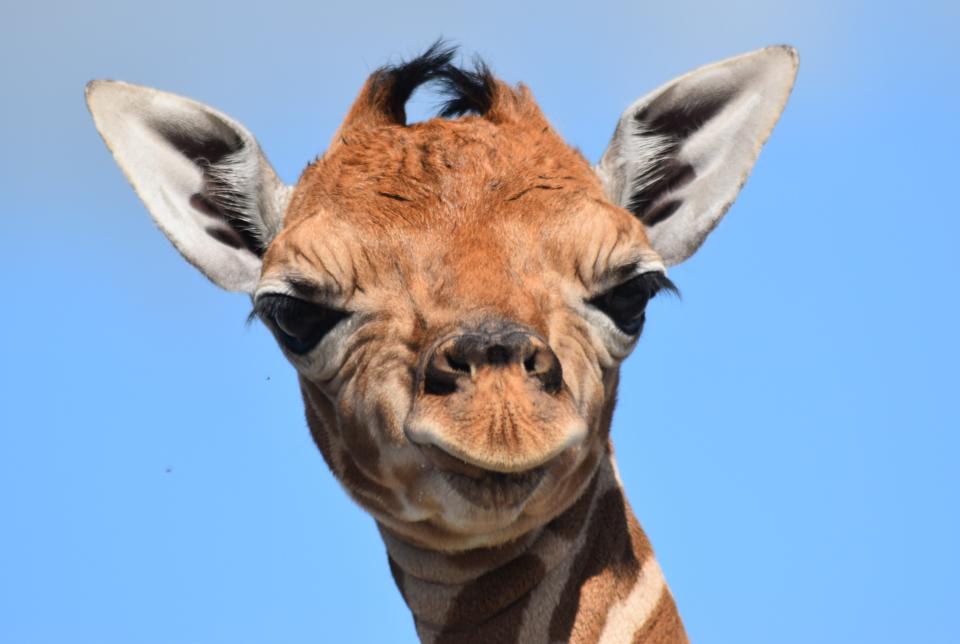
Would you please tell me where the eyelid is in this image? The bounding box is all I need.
[586,271,679,334]
[248,290,350,329]
[251,292,351,355]
[249,292,295,326]
[591,261,668,297]
[252,278,343,308]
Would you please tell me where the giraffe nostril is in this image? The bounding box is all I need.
[424,360,459,395]
[523,350,538,374]
[446,354,471,373]
[537,356,564,394]
[424,346,463,396]
[422,328,564,396]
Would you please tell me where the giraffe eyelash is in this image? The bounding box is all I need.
[250,293,350,355]
[588,272,679,335]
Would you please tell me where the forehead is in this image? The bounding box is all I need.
[264,116,655,287]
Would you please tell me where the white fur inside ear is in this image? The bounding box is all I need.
[86,80,291,292]
[596,46,798,266]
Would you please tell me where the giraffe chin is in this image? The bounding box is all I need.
[419,443,549,509]
[378,438,602,552]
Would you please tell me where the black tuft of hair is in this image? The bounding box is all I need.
[436,57,496,118]
[372,40,457,123]
[371,39,497,124]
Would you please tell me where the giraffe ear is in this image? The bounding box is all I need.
[595,46,798,266]
[86,80,291,293]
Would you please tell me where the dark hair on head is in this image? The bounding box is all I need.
[369,39,497,124]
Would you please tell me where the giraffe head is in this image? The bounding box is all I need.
[88,43,797,551]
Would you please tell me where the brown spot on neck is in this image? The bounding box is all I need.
[548,483,647,641]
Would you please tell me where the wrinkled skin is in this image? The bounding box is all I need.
[258,98,664,551]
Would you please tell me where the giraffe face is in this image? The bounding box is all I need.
[88,42,798,552]
[255,117,668,550]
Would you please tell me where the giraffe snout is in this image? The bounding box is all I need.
[422,327,563,397]
[404,322,586,477]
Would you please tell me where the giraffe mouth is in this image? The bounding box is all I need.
[404,369,588,475]
[419,444,548,507]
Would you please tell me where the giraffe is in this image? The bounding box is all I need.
[87,42,797,642]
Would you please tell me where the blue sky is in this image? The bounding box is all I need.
[1,1,958,642]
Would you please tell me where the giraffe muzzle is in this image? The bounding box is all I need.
[422,329,563,397]
[405,324,587,477]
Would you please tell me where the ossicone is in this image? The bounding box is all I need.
[335,39,544,132]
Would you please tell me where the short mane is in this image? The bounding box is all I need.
[368,40,497,124]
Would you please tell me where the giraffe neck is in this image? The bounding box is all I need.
[381,455,688,643]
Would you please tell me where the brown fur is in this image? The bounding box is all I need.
[258,69,679,641]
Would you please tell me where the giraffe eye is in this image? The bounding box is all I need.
[588,272,677,335]
[254,294,350,355]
